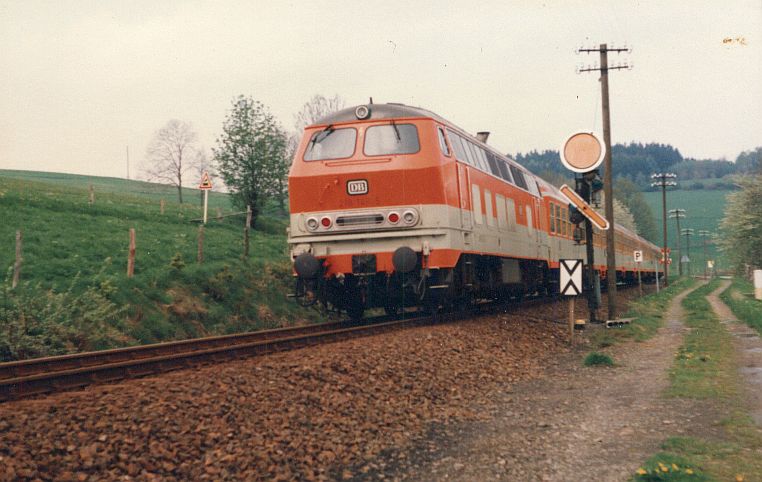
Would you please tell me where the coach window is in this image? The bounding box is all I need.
[549,202,556,233]
[304,128,357,161]
[485,152,501,177]
[437,127,451,156]
[471,184,483,224]
[364,123,420,156]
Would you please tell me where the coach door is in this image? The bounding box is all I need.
[456,164,473,231]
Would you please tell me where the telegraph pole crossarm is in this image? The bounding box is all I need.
[576,42,632,320]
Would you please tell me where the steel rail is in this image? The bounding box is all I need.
[0,315,424,402]
[0,286,639,402]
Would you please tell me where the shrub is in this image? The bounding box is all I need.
[584,352,615,367]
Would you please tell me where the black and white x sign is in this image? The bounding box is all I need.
[560,259,583,296]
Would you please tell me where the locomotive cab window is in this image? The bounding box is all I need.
[363,123,420,156]
[304,127,357,161]
[437,127,451,156]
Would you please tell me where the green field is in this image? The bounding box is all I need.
[643,189,730,273]
[0,169,320,361]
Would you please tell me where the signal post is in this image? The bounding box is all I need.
[559,132,608,324]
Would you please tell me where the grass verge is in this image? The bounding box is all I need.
[633,279,762,481]
[720,278,762,336]
[589,277,696,350]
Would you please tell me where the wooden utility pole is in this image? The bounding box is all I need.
[698,230,711,279]
[651,173,677,286]
[127,228,136,277]
[577,43,631,320]
[669,209,686,276]
[197,226,205,264]
[12,230,22,289]
[160,199,165,215]
[244,205,252,258]
[88,184,95,206]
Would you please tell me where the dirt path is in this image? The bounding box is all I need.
[365,283,723,481]
[706,280,762,426]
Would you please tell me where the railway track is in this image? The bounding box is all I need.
[0,286,640,402]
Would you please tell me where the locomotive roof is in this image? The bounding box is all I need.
[313,103,449,126]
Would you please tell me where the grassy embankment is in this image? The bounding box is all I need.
[0,170,322,361]
[720,278,762,336]
[634,280,762,481]
[642,189,730,272]
[588,277,696,352]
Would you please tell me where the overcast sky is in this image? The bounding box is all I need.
[1,0,760,181]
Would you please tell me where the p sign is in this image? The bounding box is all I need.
[560,259,583,296]
[633,250,643,263]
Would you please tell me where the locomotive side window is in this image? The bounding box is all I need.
[304,128,357,161]
[509,165,529,190]
[497,159,513,183]
[448,131,469,163]
[485,152,502,177]
[364,124,420,156]
[471,184,483,224]
[437,127,451,156]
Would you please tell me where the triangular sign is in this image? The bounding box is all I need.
[199,171,213,190]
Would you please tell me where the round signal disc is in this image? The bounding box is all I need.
[560,131,606,173]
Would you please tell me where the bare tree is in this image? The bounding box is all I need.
[143,119,201,203]
[293,94,346,133]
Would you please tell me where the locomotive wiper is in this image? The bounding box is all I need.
[308,124,335,151]
[390,120,401,142]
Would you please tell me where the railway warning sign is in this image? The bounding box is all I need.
[559,184,610,230]
[198,171,213,190]
[633,250,643,263]
[560,259,583,296]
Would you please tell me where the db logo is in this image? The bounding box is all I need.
[347,179,368,196]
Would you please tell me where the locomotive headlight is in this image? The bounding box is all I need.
[355,105,371,120]
[306,217,319,231]
[402,209,419,225]
[387,212,400,224]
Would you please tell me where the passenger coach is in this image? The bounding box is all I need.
[287,103,659,319]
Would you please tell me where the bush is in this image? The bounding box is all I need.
[0,271,127,361]
[584,352,615,367]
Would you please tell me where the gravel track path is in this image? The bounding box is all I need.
[362,283,723,481]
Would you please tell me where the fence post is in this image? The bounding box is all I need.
[127,228,136,277]
[88,184,94,206]
[244,205,252,258]
[160,199,165,215]
[12,230,22,289]
[197,225,204,264]
[216,207,222,220]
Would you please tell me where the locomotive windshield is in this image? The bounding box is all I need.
[363,124,420,156]
[304,127,357,161]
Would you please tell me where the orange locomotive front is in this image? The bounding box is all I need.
[287,103,662,319]
[288,103,551,319]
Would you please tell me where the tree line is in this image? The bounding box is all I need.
[515,144,762,190]
[142,94,345,226]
